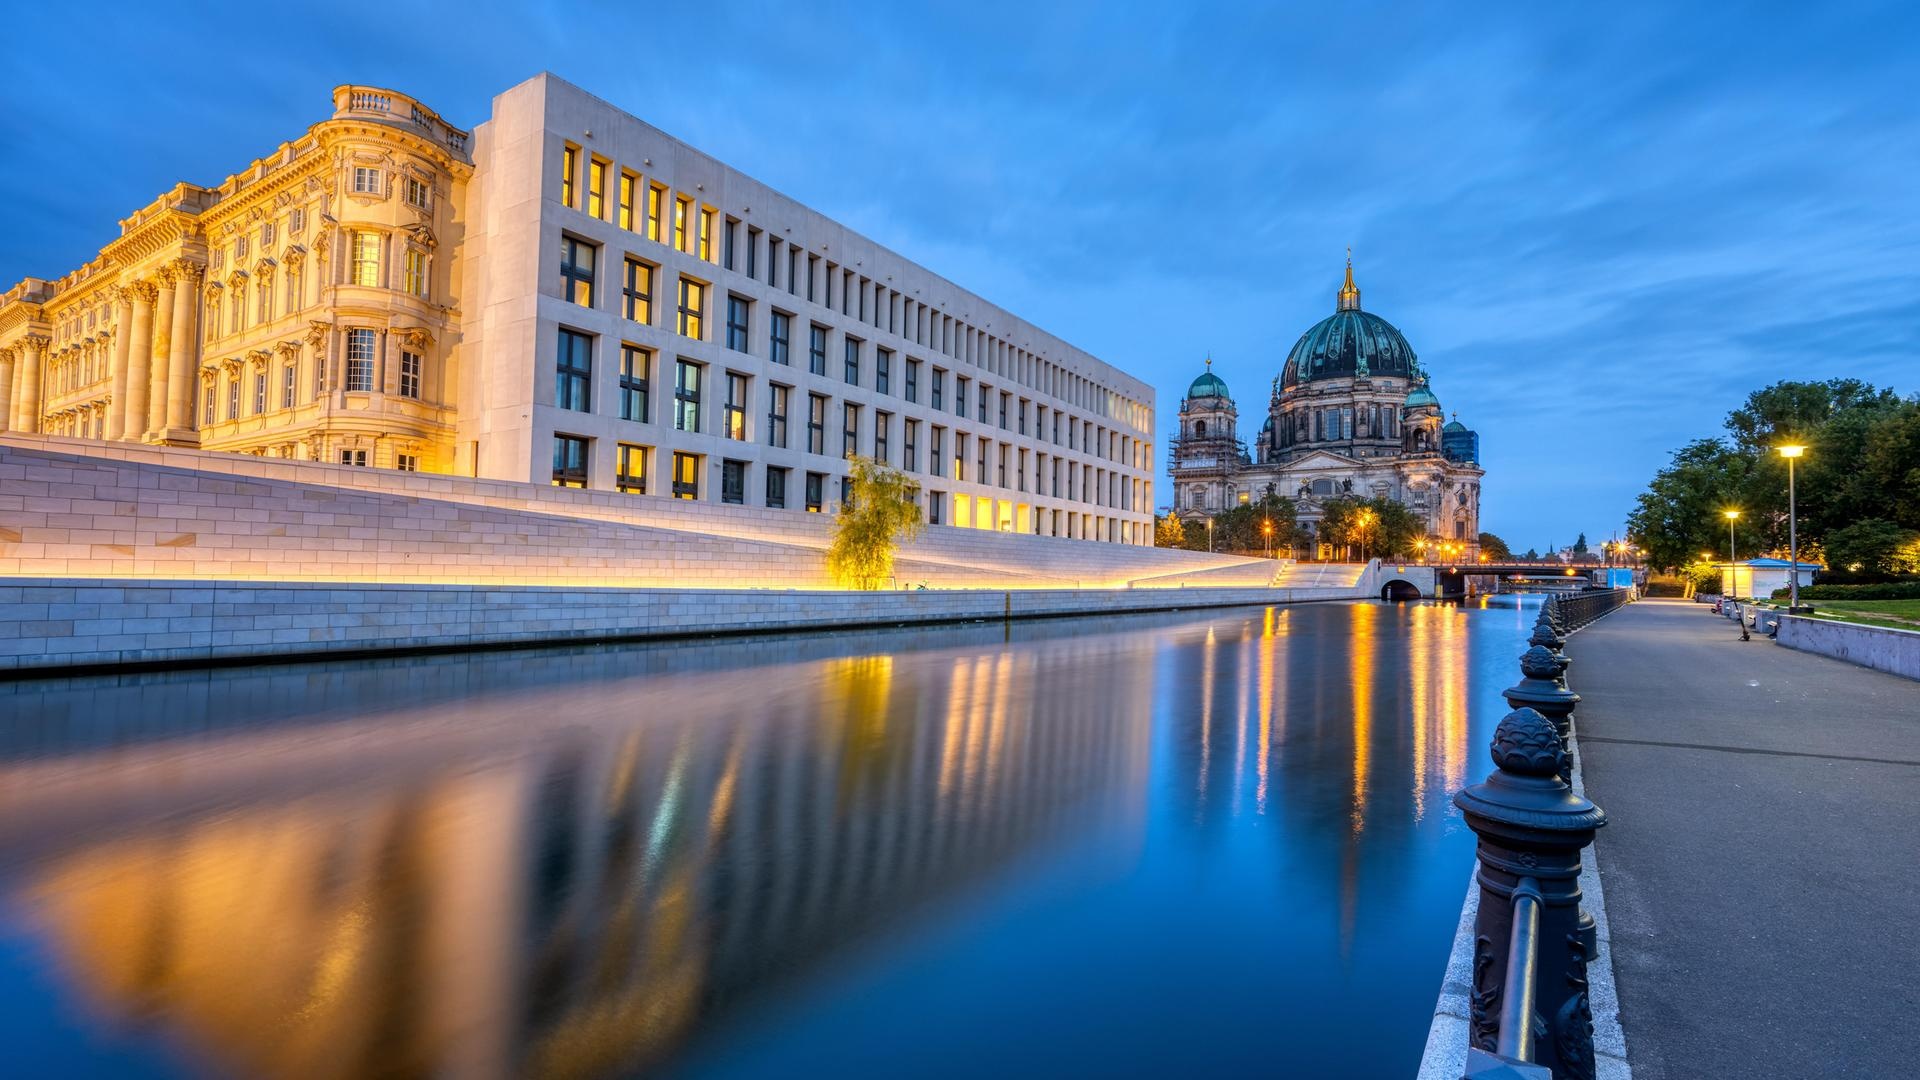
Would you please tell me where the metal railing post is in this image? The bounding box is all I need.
[1455,708,1607,1080]
[1504,646,1581,786]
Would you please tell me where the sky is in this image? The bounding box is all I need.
[2,1,1915,547]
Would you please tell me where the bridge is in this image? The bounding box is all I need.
[1367,561,1644,602]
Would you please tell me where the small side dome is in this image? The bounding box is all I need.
[1443,418,1468,433]
[1405,383,1439,409]
[1187,369,1230,400]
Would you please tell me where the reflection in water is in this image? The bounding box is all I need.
[0,599,1535,1079]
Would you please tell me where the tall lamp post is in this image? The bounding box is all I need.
[1357,509,1375,563]
[1778,445,1805,610]
[1723,510,1741,595]
[1206,517,1215,554]
[1262,519,1273,558]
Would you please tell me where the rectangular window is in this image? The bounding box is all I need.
[560,236,595,308]
[552,434,588,487]
[978,440,988,484]
[843,337,860,385]
[929,491,943,525]
[346,328,376,392]
[672,451,699,500]
[698,207,716,262]
[766,466,788,509]
[769,311,791,366]
[618,170,637,230]
[674,359,703,432]
[559,146,577,208]
[955,375,969,417]
[905,359,920,403]
[617,444,648,494]
[340,449,368,467]
[351,231,381,288]
[253,370,267,414]
[981,386,991,425]
[875,411,891,465]
[876,348,892,395]
[726,295,750,352]
[405,175,430,210]
[954,432,967,481]
[205,383,216,424]
[805,471,825,512]
[808,324,828,375]
[932,368,945,410]
[556,328,592,412]
[930,426,945,478]
[396,454,419,473]
[623,258,654,324]
[399,350,421,399]
[807,393,827,455]
[840,476,854,507]
[587,158,607,219]
[1018,399,1028,435]
[677,278,706,339]
[766,383,790,448]
[282,363,295,409]
[673,195,692,252]
[724,218,738,270]
[787,247,799,295]
[842,402,859,459]
[721,458,745,504]
[904,419,918,472]
[619,345,651,422]
[724,371,747,440]
[353,166,381,195]
[998,444,1008,487]
[404,249,428,298]
[646,183,666,241]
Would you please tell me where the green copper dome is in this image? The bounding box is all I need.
[1405,383,1440,409]
[1187,368,1230,400]
[1279,264,1419,389]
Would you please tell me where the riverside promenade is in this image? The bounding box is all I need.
[1569,599,1919,1079]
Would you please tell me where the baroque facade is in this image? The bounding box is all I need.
[1168,263,1484,554]
[0,75,1155,544]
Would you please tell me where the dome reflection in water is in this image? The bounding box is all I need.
[0,598,1539,1078]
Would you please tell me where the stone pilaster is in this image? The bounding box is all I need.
[122,281,158,442]
[16,334,48,432]
[162,262,203,442]
[147,268,178,436]
[105,289,135,439]
[0,347,15,432]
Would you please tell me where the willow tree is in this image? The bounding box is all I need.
[828,456,926,590]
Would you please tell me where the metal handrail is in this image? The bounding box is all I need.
[1496,879,1544,1063]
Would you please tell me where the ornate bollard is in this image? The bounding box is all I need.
[1455,708,1606,1080]
[1530,608,1570,678]
[1503,646,1581,786]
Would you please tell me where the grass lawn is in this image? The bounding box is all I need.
[1800,599,1920,632]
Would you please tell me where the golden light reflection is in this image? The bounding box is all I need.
[1198,626,1217,805]
[1349,601,1376,836]
[1257,607,1276,814]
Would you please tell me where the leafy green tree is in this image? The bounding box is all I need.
[1319,496,1421,560]
[1478,532,1513,560]
[1206,494,1297,555]
[1627,438,1756,570]
[1523,547,1540,560]
[1824,518,1920,575]
[1572,532,1589,555]
[827,456,925,590]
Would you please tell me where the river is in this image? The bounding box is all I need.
[0,596,1542,1078]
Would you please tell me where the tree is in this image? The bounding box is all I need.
[1155,513,1187,549]
[1478,532,1513,560]
[1824,518,1920,575]
[1204,494,1297,555]
[1523,547,1540,560]
[1572,532,1589,555]
[827,456,925,590]
[1318,496,1421,560]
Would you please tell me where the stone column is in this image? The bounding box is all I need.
[0,347,14,433]
[164,263,202,440]
[146,268,178,437]
[105,289,135,439]
[16,335,48,433]
[122,281,158,442]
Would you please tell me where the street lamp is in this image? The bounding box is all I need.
[1723,510,1741,591]
[1357,509,1375,563]
[1778,445,1806,610]
[1262,518,1274,558]
[1206,517,1215,554]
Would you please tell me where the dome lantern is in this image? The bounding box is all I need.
[1337,249,1361,312]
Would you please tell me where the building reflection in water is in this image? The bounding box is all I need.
[0,599,1531,1079]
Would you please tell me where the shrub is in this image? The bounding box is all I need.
[1773,581,1920,601]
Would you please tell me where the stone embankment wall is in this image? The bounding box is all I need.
[1775,614,1920,682]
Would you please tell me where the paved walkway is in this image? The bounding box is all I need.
[1569,599,1920,1080]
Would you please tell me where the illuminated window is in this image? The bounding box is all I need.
[560,146,577,208]
[766,382,790,448]
[806,471,825,512]
[807,393,827,455]
[351,231,381,287]
[618,171,637,230]
[404,249,428,298]
[623,258,654,324]
[698,206,716,261]
[556,328,591,412]
[617,443,648,494]
[769,311,791,366]
[808,324,828,375]
[345,329,376,392]
[673,195,691,252]
[559,236,595,308]
[671,451,699,500]
[676,278,706,339]
[352,166,380,195]
[674,359,702,432]
[619,345,651,422]
[724,371,747,440]
[721,458,745,504]
[646,182,666,241]
[405,176,431,210]
[399,350,421,399]
[397,454,419,472]
[551,434,588,487]
[766,466,788,508]
[726,294,750,352]
[587,159,607,219]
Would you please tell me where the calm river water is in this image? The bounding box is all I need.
[0,597,1541,1078]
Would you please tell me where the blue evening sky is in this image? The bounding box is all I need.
[2,2,1914,547]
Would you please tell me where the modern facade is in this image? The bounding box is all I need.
[1168,262,1484,553]
[0,74,1156,544]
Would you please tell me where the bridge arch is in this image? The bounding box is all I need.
[1381,578,1423,601]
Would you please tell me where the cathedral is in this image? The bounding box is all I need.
[1168,262,1484,555]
